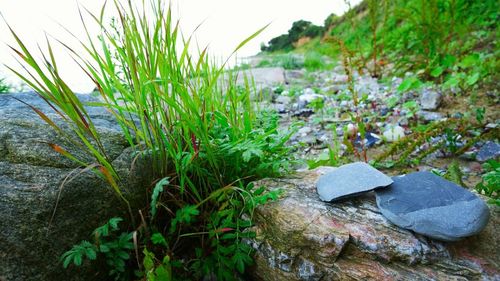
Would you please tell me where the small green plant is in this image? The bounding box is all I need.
[61,218,134,279]
[0,77,10,93]
[475,107,486,124]
[476,160,500,206]
[402,100,420,119]
[444,160,466,187]
[307,125,345,169]
[397,76,423,93]
[143,248,172,281]
[272,54,303,69]
[306,97,325,113]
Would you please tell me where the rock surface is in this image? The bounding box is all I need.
[249,168,499,281]
[476,141,500,162]
[376,171,490,242]
[419,88,442,110]
[0,93,149,281]
[417,110,445,122]
[383,125,405,142]
[316,162,392,201]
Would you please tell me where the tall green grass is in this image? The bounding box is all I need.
[7,0,295,279]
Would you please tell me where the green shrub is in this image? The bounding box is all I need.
[271,54,303,69]
[262,20,324,52]
[61,218,134,279]
[7,0,295,279]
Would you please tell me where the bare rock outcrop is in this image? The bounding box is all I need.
[0,93,149,281]
[249,167,499,281]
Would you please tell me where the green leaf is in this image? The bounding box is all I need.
[108,217,123,231]
[85,248,97,260]
[151,177,170,218]
[402,100,418,110]
[386,96,399,108]
[459,54,480,69]
[143,248,155,271]
[170,205,199,233]
[151,233,168,247]
[397,77,422,93]
[466,72,480,86]
[444,75,460,88]
[430,66,444,77]
[74,253,83,266]
[94,217,122,238]
[442,54,457,68]
[116,251,130,260]
[99,244,110,253]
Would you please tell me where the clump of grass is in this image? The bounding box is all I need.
[7,0,295,279]
[304,51,326,71]
[267,54,303,69]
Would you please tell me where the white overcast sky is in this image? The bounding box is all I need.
[0,0,361,92]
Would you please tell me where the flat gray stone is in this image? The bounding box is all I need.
[376,171,490,242]
[316,162,393,202]
[417,110,444,122]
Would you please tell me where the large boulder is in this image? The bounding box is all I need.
[0,93,149,281]
[248,167,499,281]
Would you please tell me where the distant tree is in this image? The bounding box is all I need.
[324,13,338,29]
[265,34,293,52]
[288,20,313,42]
[263,20,324,52]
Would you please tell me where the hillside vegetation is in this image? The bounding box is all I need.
[261,0,498,89]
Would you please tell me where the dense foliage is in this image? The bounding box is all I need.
[264,0,498,86]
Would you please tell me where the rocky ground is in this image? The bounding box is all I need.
[237,61,499,279]
[235,58,499,189]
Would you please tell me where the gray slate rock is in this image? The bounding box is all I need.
[419,88,442,110]
[316,162,393,202]
[476,141,500,162]
[376,171,490,242]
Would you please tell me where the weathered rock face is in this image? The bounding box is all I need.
[248,167,499,281]
[0,93,149,281]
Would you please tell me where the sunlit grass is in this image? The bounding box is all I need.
[6,0,295,278]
